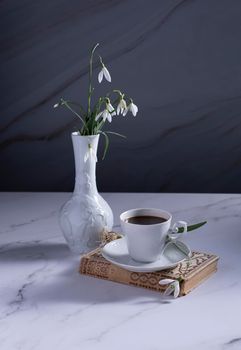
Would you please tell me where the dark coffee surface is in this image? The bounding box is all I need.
[126,215,167,225]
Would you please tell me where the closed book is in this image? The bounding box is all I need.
[79,232,219,296]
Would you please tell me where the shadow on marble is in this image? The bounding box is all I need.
[33,261,171,305]
[0,242,172,304]
[34,277,171,305]
[0,242,71,261]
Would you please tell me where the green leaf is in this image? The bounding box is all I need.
[177,221,207,233]
[105,131,126,138]
[59,98,89,133]
[99,131,109,160]
[65,100,86,116]
[94,120,105,134]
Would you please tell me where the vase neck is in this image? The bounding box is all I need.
[71,133,99,195]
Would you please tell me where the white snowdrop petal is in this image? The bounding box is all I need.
[173,283,180,298]
[98,70,104,83]
[164,285,174,296]
[133,104,138,115]
[102,110,108,121]
[108,103,115,112]
[122,108,128,116]
[159,279,175,285]
[107,112,112,123]
[117,105,121,115]
[103,66,111,82]
[95,111,103,121]
[122,99,127,109]
[130,104,135,116]
[130,103,138,116]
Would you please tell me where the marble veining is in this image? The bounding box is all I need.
[0,192,241,350]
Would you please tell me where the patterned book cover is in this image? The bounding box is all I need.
[79,232,219,296]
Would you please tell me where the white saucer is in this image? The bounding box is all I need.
[101,237,191,272]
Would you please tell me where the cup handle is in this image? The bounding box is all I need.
[167,220,188,241]
[160,221,189,257]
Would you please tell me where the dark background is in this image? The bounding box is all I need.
[1,0,241,192]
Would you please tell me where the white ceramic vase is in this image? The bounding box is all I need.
[59,132,113,254]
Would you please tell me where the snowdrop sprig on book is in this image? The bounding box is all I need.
[53,43,138,158]
[159,279,181,298]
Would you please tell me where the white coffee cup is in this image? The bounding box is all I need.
[120,208,187,263]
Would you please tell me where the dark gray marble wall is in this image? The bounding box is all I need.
[1,0,241,192]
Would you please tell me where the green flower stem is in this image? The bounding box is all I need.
[95,120,105,134]
[88,43,99,117]
[65,100,86,116]
[53,42,136,159]
[90,98,106,134]
[99,55,104,67]
[104,131,126,138]
[113,89,124,98]
[98,130,109,159]
[60,99,89,133]
[107,90,125,100]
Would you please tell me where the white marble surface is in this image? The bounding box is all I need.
[0,192,241,350]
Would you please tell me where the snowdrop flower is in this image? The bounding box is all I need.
[106,101,115,114]
[98,65,111,83]
[172,221,188,234]
[123,100,138,116]
[129,101,138,116]
[169,221,188,240]
[95,101,116,123]
[159,279,180,298]
[53,103,59,108]
[84,143,97,163]
[95,109,111,122]
[117,97,127,115]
